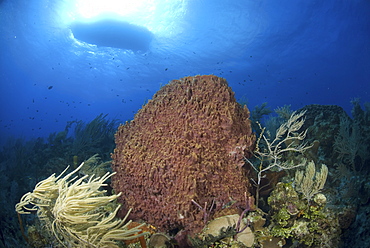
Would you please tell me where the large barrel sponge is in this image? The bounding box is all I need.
[111,75,255,234]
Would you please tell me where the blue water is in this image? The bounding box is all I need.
[1,0,369,145]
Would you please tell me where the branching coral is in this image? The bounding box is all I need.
[252,111,311,184]
[15,161,147,248]
[248,111,313,206]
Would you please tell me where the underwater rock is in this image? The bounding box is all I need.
[148,233,173,248]
[112,75,255,237]
[201,214,254,247]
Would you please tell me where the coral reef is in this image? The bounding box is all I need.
[249,110,313,208]
[246,108,345,247]
[236,181,341,247]
[2,94,368,247]
[111,75,255,237]
[295,102,370,247]
[297,104,350,166]
[262,182,341,247]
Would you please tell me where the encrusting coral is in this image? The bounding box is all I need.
[263,182,341,247]
[15,161,147,248]
[111,75,256,238]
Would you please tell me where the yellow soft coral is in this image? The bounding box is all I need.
[16,161,147,248]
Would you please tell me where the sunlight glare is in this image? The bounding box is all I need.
[75,0,151,19]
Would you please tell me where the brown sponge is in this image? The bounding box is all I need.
[111,75,255,235]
